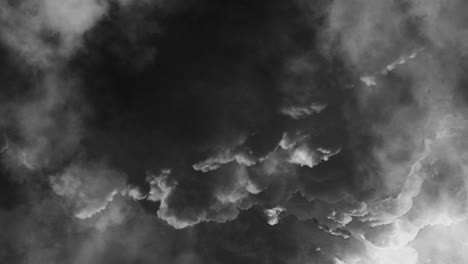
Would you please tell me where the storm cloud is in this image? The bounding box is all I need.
[1,0,468,263]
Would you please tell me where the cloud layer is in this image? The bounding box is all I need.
[2,0,468,263]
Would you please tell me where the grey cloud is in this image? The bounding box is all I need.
[4,0,468,263]
[280,103,327,119]
[150,164,262,229]
[49,160,127,219]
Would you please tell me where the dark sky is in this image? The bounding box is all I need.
[1,0,468,263]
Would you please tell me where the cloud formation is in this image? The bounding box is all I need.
[2,0,468,263]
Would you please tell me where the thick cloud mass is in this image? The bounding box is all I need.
[2,0,468,263]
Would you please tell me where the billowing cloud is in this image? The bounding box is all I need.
[2,0,468,263]
[49,160,127,219]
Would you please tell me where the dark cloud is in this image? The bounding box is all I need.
[2,0,468,263]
